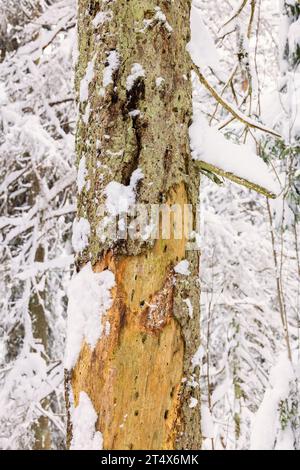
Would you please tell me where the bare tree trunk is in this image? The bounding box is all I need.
[67,0,201,450]
[29,173,51,449]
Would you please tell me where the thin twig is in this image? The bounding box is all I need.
[192,63,281,138]
[266,199,292,361]
[221,0,249,30]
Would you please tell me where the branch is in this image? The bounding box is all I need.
[221,0,248,30]
[210,63,238,124]
[194,160,277,199]
[191,63,281,138]
[49,98,74,107]
[247,0,256,38]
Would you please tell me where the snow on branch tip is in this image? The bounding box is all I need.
[189,114,280,199]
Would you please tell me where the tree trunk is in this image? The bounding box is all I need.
[29,176,51,450]
[30,245,51,450]
[67,0,201,450]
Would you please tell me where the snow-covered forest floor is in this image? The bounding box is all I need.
[0,0,299,450]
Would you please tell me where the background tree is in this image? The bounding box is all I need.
[0,0,76,449]
[196,0,300,450]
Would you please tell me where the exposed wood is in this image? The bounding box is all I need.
[72,185,190,450]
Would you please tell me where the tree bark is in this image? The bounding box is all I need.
[30,245,51,450]
[67,0,201,450]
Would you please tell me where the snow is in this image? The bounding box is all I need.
[17,255,74,280]
[174,259,190,275]
[275,425,294,450]
[126,63,145,91]
[155,77,165,87]
[141,222,156,241]
[141,6,173,33]
[189,113,279,196]
[1,0,300,452]
[77,156,88,193]
[154,7,173,33]
[191,345,205,370]
[288,17,300,57]
[82,102,91,125]
[183,298,194,318]
[187,3,220,72]
[79,56,96,103]
[103,168,144,216]
[0,0,77,447]
[103,50,120,88]
[128,109,141,117]
[0,83,7,105]
[189,397,198,408]
[92,11,113,28]
[70,391,103,450]
[72,217,90,253]
[105,321,110,336]
[0,352,48,403]
[260,89,283,129]
[65,262,115,370]
[201,405,215,439]
[250,354,294,450]
[104,183,133,216]
[288,72,300,142]
[129,168,144,188]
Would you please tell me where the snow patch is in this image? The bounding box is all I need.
[92,11,113,28]
[183,298,193,318]
[105,320,110,336]
[80,56,96,102]
[174,259,190,275]
[187,4,220,71]
[77,156,88,193]
[103,50,120,88]
[70,391,103,450]
[65,263,115,370]
[189,113,279,196]
[153,7,173,33]
[141,6,172,33]
[82,102,91,125]
[250,354,294,450]
[201,405,215,438]
[126,63,145,91]
[189,397,198,408]
[155,77,165,88]
[0,83,8,105]
[72,217,90,253]
[191,345,204,370]
[128,109,141,118]
[104,168,144,216]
